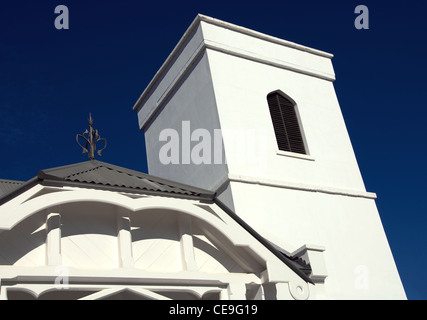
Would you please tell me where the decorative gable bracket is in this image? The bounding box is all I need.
[289,245,327,284]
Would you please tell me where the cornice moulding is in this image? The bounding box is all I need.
[227,173,377,200]
[133,14,336,116]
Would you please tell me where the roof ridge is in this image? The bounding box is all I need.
[65,162,104,179]
[95,161,149,177]
[92,163,173,192]
[92,162,176,188]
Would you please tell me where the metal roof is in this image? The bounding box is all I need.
[37,160,214,199]
[0,161,311,283]
[0,179,24,197]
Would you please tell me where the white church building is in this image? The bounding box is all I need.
[0,15,406,300]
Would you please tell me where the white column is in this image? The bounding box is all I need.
[46,213,62,266]
[117,210,134,268]
[179,214,197,271]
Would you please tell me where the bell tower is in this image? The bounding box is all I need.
[133,15,406,299]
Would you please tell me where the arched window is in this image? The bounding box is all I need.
[267,92,306,155]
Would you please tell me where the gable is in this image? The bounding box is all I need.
[0,182,311,300]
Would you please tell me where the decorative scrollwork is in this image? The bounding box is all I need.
[76,113,107,160]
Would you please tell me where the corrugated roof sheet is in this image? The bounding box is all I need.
[38,160,214,198]
[0,179,24,197]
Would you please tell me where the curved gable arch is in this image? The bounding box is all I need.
[0,187,265,272]
[2,188,232,236]
[0,186,310,300]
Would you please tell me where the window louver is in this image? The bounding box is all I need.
[267,92,306,155]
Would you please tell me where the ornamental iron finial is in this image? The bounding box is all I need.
[76,113,107,160]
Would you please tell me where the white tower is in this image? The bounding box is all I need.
[133,15,406,299]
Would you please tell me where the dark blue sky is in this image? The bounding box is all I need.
[1,0,426,299]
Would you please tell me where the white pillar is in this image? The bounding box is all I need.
[46,213,62,266]
[117,210,134,268]
[179,214,197,271]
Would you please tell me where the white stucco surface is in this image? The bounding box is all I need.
[134,15,406,299]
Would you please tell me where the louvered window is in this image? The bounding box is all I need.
[267,92,306,154]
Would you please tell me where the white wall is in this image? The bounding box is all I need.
[134,15,406,299]
[142,50,229,192]
[207,47,367,192]
[228,181,406,299]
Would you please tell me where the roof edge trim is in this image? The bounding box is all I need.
[132,14,334,112]
[197,14,334,58]
[0,177,40,206]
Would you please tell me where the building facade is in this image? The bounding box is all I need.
[0,15,406,299]
[0,160,316,300]
[133,15,406,299]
